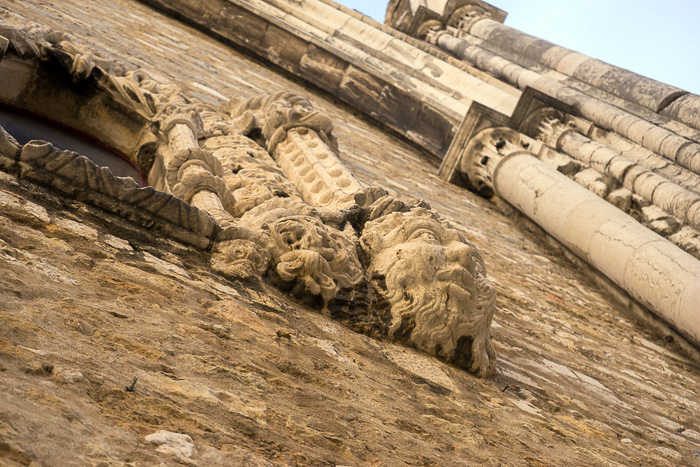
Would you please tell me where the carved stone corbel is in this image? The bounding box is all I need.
[237,197,365,307]
[359,200,497,376]
[0,18,502,377]
[211,225,271,280]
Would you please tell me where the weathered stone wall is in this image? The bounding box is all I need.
[1,1,700,465]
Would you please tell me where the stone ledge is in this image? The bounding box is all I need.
[0,134,219,250]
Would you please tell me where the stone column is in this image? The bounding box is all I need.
[589,129,700,195]
[462,127,700,346]
[235,92,368,210]
[534,113,700,232]
[161,106,236,228]
[272,127,363,210]
[425,28,700,177]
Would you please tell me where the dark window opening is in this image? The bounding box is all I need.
[0,106,146,185]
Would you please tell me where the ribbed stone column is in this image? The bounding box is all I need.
[589,129,700,196]
[427,29,700,177]
[271,127,364,210]
[238,92,367,210]
[535,115,700,232]
[463,127,700,346]
[162,111,236,228]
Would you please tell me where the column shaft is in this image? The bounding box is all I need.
[493,153,700,346]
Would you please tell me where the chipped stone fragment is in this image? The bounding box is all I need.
[145,430,195,460]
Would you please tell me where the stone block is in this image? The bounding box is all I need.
[572,58,613,87]
[494,154,558,217]
[555,52,589,76]
[687,202,700,230]
[532,175,593,238]
[261,23,309,73]
[641,126,673,154]
[660,93,700,132]
[521,38,556,64]
[623,240,700,333]
[217,2,268,47]
[607,156,635,180]
[563,197,625,260]
[653,183,699,222]
[659,137,690,162]
[622,164,646,191]
[589,146,617,173]
[676,143,700,171]
[539,45,570,69]
[588,215,657,282]
[677,277,700,345]
[598,68,684,112]
[633,171,666,201]
[627,120,656,145]
[299,44,349,91]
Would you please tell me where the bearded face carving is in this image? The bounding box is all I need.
[360,208,496,376]
[197,92,497,377]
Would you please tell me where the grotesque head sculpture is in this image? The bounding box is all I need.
[360,207,496,376]
[239,198,363,307]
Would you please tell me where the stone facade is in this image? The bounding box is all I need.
[0,0,699,465]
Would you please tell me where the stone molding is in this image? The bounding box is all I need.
[532,111,700,255]
[411,24,700,178]
[0,128,218,249]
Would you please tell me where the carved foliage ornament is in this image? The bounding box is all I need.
[461,127,533,197]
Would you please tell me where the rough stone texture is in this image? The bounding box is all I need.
[1,1,700,466]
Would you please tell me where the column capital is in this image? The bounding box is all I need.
[462,127,533,196]
[524,107,578,150]
[449,5,493,36]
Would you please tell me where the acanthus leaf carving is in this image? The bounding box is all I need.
[229,91,338,155]
[237,197,364,308]
[461,127,533,197]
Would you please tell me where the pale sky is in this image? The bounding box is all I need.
[339,0,700,95]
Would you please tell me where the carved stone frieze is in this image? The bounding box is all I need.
[230,92,363,210]
[199,108,302,218]
[0,19,499,377]
[275,127,363,209]
[238,197,364,306]
[229,91,337,153]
